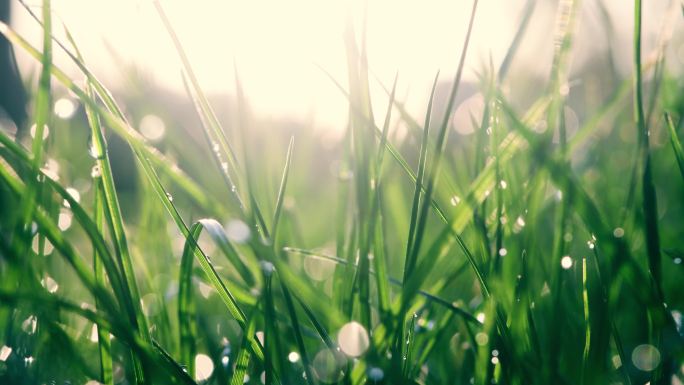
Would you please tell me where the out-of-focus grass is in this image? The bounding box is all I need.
[1,1,684,385]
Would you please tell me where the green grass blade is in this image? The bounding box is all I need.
[272,137,295,245]
[665,113,684,182]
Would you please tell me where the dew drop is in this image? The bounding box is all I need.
[139,114,166,142]
[41,276,59,293]
[260,261,275,276]
[561,256,573,269]
[499,180,508,190]
[22,315,37,334]
[165,192,173,202]
[475,332,488,346]
[613,227,625,238]
[225,220,250,244]
[498,248,507,257]
[194,353,214,382]
[288,351,300,363]
[54,98,76,119]
[450,196,461,206]
[367,367,384,382]
[632,344,660,371]
[0,345,12,361]
[91,164,102,178]
[337,321,369,357]
[476,313,485,323]
[58,211,72,231]
[90,324,99,343]
[30,123,49,140]
[64,187,80,208]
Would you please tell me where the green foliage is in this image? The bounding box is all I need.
[1,1,683,385]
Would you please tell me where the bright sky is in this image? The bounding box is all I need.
[11,0,682,133]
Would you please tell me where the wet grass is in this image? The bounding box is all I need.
[1,1,684,384]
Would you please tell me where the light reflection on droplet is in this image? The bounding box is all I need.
[225,220,250,244]
[613,227,625,238]
[41,159,60,181]
[140,114,166,141]
[256,331,265,346]
[32,236,54,256]
[91,164,102,178]
[337,321,369,357]
[367,366,384,382]
[58,211,72,231]
[561,256,573,270]
[288,351,300,363]
[22,315,37,334]
[612,354,622,368]
[54,98,77,119]
[312,349,346,383]
[632,344,660,371]
[450,196,461,206]
[475,332,488,346]
[90,323,99,343]
[64,187,81,208]
[41,276,59,293]
[260,261,275,276]
[0,345,12,361]
[194,353,214,382]
[30,123,49,140]
[476,313,485,323]
[498,248,507,257]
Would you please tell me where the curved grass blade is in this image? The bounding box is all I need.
[271,137,295,245]
[230,306,259,385]
[665,113,684,181]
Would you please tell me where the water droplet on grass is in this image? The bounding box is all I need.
[22,315,37,334]
[194,353,214,382]
[225,220,250,244]
[450,196,461,206]
[166,192,173,202]
[91,165,102,178]
[312,349,346,383]
[337,321,369,357]
[58,211,72,231]
[367,367,384,382]
[0,345,12,361]
[41,276,59,293]
[475,332,488,346]
[632,344,660,371]
[30,124,49,140]
[54,98,77,119]
[63,187,80,208]
[288,351,300,363]
[561,256,573,269]
[140,114,166,141]
[613,227,625,238]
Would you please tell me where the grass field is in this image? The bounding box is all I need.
[1,0,684,384]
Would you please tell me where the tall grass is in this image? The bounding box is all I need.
[1,1,683,385]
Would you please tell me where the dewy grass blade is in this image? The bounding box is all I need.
[93,179,114,385]
[15,0,52,261]
[665,113,684,183]
[404,72,439,281]
[178,223,200,378]
[404,0,479,281]
[634,0,663,297]
[271,137,295,245]
[230,306,259,385]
